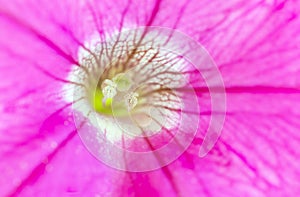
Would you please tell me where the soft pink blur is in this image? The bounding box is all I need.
[0,0,300,196]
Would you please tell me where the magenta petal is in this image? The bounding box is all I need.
[113,0,300,196]
[1,0,300,196]
[0,1,85,196]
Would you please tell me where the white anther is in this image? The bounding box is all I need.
[101,79,117,99]
[102,79,117,89]
[102,85,117,99]
[124,92,139,111]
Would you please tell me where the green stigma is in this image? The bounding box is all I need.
[93,89,114,115]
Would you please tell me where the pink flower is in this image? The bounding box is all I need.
[1,0,300,196]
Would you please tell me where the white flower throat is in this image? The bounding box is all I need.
[65,34,187,141]
[62,27,223,171]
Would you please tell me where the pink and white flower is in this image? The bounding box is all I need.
[0,0,300,196]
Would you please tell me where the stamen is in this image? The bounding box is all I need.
[124,92,139,111]
[101,79,117,106]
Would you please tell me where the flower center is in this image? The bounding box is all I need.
[64,27,225,172]
[99,73,137,112]
[75,40,186,138]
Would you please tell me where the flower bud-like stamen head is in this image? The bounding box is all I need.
[124,92,139,111]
